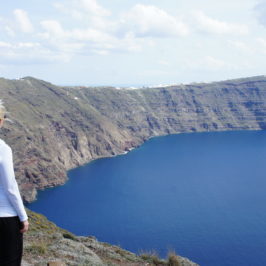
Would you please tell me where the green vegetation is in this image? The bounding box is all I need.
[62,232,77,240]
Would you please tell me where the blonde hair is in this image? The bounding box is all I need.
[0,100,6,120]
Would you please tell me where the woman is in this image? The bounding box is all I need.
[0,100,29,266]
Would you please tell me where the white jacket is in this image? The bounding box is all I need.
[0,139,28,222]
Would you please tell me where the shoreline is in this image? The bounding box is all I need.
[28,126,263,204]
[65,126,262,171]
[23,128,265,205]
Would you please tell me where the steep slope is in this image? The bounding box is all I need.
[23,208,197,266]
[0,76,266,202]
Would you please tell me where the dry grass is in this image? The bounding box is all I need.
[167,250,182,266]
[139,250,167,265]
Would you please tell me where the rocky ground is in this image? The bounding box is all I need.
[22,209,198,266]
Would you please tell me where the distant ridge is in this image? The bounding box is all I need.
[8,74,266,89]
[0,75,266,202]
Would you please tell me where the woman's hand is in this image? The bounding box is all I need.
[20,220,29,233]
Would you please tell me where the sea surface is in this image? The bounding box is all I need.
[27,130,266,266]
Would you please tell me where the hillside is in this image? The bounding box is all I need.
[0,76,266,202]
[23,208,197,265]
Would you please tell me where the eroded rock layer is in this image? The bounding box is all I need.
[0,76,266,202]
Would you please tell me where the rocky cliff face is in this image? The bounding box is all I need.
[0,76,266,202]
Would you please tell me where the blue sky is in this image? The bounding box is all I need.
[1,0,266,86]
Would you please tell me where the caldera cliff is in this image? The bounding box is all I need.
[0,75,266,202]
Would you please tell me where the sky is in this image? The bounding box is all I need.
[1,0,266,86]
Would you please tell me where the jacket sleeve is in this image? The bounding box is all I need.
[0,145,28,222]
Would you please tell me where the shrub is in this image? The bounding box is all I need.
[139,250,166,265]
[62,232,76,240]
[167,251,182,266]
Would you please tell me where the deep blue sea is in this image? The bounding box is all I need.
[27,130,266,266]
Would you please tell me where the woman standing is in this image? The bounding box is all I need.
[0,100,29,266]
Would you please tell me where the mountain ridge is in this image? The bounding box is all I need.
[0,75,266,202]
[13,74,266,88]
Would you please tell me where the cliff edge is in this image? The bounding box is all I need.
[22,208,198,266]
[0,76,266,202]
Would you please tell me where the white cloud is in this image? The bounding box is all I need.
[120,4,189,38]
[0,41,69,64]
[254,0,266,26]
[40,20,66,39]
[39,18,149,55]
[13,9,34,33]
[77,0,111,16]
[193,11,249,35]
[53,2,83,20]
[0,41,13,48]
[71,28,113,43]
[46,1,188,59]
[0,41,40,50]
[54,0,111,25]
[40,20,110,46]
[54,0,116,32]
